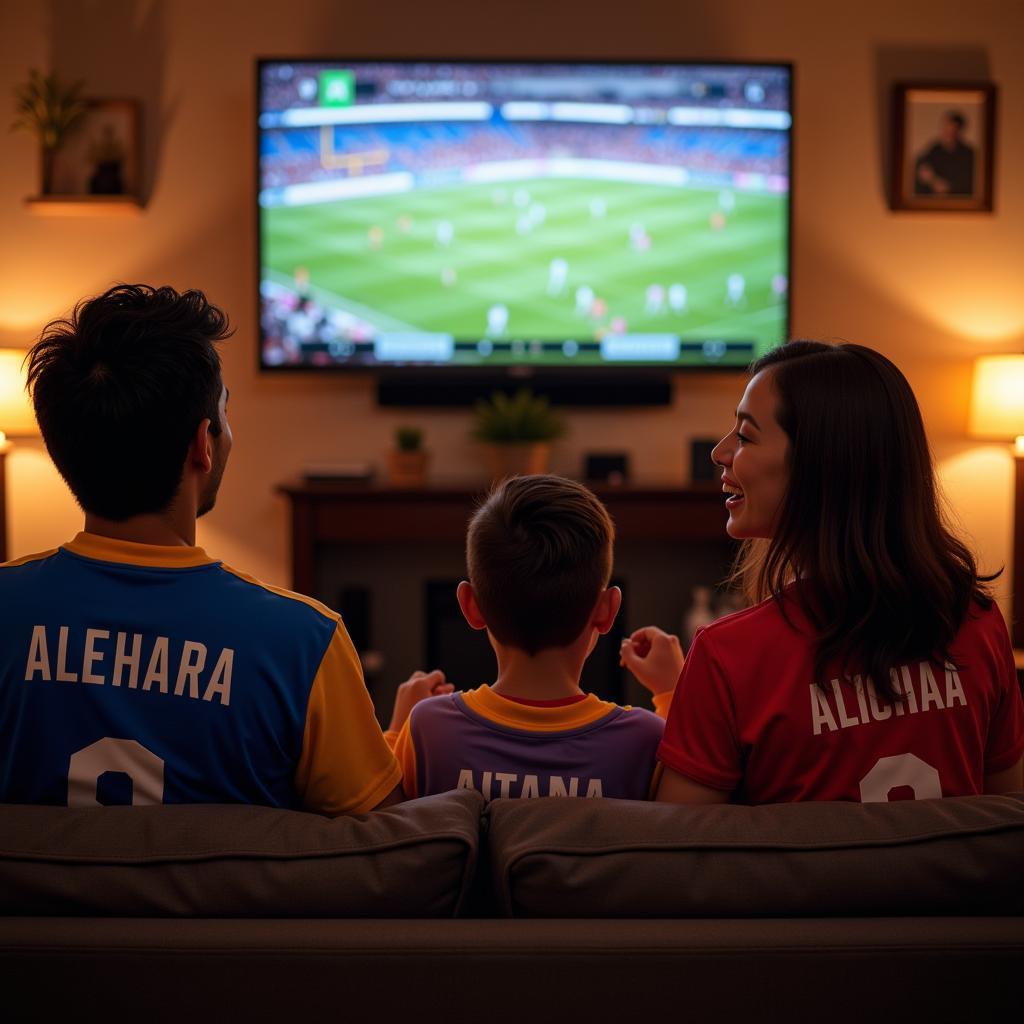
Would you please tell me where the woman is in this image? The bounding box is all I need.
[622,341,1024,803]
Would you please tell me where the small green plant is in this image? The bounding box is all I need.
[395,425,424,452]
[471,389,566,444]
[10,69,88,193]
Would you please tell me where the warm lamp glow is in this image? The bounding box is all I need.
[0,350,38,437]
[968,355,1024,442]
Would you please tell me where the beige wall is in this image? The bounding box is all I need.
[1,0,1021,620]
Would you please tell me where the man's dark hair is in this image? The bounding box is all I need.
[946,110,966,130]
[27,284,232,520]
[466,475,614,654]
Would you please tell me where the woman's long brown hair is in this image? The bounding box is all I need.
[733,341,996,702]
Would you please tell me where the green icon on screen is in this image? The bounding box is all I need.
[319,70,355,107]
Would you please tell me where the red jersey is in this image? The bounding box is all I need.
[658,593,1024,803]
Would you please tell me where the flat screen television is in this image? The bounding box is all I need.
[257,59,792,400]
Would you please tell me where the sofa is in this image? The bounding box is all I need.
[2,791,1023,1023]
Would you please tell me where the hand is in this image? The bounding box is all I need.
[389,669,453,732]
[619,626,684,695]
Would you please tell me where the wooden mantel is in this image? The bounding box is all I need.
[276,481,729,596]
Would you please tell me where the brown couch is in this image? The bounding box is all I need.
[2,791,1023,1023]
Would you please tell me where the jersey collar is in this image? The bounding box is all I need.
[63,531,217,569]
[462,684,618,732]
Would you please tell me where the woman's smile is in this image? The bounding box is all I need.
[711,369,790,539]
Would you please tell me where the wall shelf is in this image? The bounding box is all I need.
[24,195,142,216]
[276,480,731,596]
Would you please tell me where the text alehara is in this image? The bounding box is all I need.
[456,769,603,800]
[23,626,233,706]
[811,662,966,736]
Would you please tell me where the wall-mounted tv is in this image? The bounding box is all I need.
[257,59,792,391]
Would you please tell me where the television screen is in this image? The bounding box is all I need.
[258,60,791,372]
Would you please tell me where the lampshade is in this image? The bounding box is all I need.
[0,349,39,438]
[968,354,1024,442]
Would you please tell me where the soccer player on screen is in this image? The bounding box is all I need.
[548,258,569,296]
[645,284,666,315]
[726,273,746,306]
[629,222,651,251]
[436,220,454,247]
[668,283,688,314]
[486,303,509,337]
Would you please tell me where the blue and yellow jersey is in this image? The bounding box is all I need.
[0,533,401,814]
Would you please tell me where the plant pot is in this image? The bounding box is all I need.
[483,442,551,481]
[41,147,57,195]
[388,449,430,487]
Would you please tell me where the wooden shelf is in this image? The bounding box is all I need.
[277,480,731,595]
[24,195,143,216]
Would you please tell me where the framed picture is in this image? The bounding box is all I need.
[891,82,996,212]
[49,99,141,198]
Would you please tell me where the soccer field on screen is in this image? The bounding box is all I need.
[263,177,788,363]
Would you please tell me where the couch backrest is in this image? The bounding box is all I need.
[4,791,1023,918]
[0,790,483,917]
[486,793,1024,917]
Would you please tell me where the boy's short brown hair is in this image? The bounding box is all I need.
[466,475,615,654]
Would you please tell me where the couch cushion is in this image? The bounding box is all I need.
[487,793,1024,917]
[0,789,483,917]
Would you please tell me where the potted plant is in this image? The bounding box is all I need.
[10,69,87,195]
[388,425,429,487]
[471,389,567,480]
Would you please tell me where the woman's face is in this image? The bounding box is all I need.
[711,369,790,539]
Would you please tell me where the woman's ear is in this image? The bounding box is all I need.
[591,586,622,635]
[456,580,488,630]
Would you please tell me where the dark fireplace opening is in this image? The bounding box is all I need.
[424,578,627,704]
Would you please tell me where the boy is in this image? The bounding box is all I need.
[385,475,684,801]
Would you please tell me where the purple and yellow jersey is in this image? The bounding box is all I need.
[0,533,400,814]
[390,685,672,801]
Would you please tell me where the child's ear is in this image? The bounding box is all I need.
[456,580,488,630]
[591,586,622,635]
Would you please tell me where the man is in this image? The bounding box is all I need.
[0,284,404,814]
[914,111,975,196]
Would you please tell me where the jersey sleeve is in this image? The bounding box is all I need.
[982,611,1024,774]
[294,622,402,815]
[656,628,741,792]
[651,688,675,720]
[388,717,419,799]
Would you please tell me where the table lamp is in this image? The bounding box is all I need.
[969,354,1024,647]
[0,348,40,563]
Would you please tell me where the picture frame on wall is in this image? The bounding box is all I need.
[49,99,141,198]
[891,82,996,212]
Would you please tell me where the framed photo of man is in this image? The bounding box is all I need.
[891,82,996,212]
